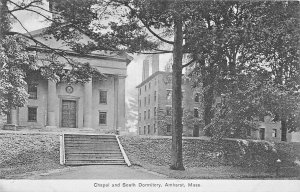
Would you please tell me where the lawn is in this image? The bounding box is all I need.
[0,132,299,179]
[119,135,300,179]
[0,132,64,179]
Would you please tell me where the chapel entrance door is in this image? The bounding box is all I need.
[61,100,77,128]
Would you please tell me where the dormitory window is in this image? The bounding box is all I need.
[144,111,146,120]
[154,91,157,102]
[148,109,150,119]
[99,90,107,104]
[166,106,171,116]
[28,84,37,99]
[154,107,156,116]
[28,107,37,122]
[194,108,199,118]
[154,123,156,133]
[167,124,171,132]
[99,112,107,124]
[195,93,200,102]
[272,129,277,137]
[148,125,150,134]
[144,97,146,106]
[166,90,172,100]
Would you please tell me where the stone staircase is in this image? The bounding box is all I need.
[61,134,128,165]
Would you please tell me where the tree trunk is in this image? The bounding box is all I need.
[170,13,184,170]
[202,63,215,137]
[0,0,9,39]
[281,118,287,142]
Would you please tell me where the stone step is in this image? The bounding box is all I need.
[65,145,120,150]
[63,134,126,166]
[65,161,126,165]
[67,151,122,155]
[65,155,124,161]
[65,149,121,153]
[65,139,118,144]
[64,134,116,139]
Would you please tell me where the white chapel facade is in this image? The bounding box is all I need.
[5,29,132,133]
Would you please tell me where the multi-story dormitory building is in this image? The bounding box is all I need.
[136,55,204,137]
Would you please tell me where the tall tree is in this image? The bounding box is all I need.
[47,0,207,170]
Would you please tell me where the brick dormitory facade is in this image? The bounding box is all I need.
[136,55,203,137]
[136,55,300,142]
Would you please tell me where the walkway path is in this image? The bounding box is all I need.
[25,165,167,179]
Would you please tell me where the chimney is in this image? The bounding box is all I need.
[142,59,149,81]
[151,54,159,74]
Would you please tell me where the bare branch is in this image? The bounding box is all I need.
[182,59,196,68]
[8,0,41,13]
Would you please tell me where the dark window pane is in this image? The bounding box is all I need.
[28,107,37,121]
[99,112,107,124]
[28,84,37,99]
[100,91,107,104]
[167,124,171,132]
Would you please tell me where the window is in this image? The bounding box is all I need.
[154,78,157,85]
[28,84,37,99]
[139,88,141,95]
[144,126,146,134]
[148,125,150,134]
[148,94,150,105]
[144,97,146,106]
[99,112,107,124]
[148,109,150,119]
[194,93,200,102]
[166,106,171,116]
[144,111,146,120]
[194,108,199,118]
[272,129,277,137]
[145,85,147,91]
[139,127,141,134]
[154,91,157,102]
[167,124,171,132]
[99,90,107,104]
[154,123,157,133]
[166,90,172,100]
[154,107,157,116]
[149,82,151,89]
[28,107,37,122]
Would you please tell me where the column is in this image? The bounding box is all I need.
[47,79,57,128]
[83,79,93,128]
[113,76,119,131]
[10,108,17,125]
[117,76,126,132]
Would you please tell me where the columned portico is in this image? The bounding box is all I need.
[47,79,57,128]
[83,79,93,128]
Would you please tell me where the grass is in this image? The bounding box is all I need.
[119,135,300,179]
[0,132,298,179]
[0,132,64,179]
